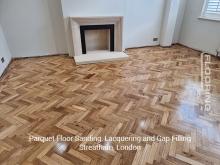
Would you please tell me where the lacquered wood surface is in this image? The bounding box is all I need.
[0,45,220,165]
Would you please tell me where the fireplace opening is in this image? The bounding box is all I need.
[85,29,109,51]
[80,24,115,54]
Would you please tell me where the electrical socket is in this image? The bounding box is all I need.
[1,57,5,63]
[153,38,158,42]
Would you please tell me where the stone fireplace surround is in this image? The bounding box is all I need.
[70,16,128,64]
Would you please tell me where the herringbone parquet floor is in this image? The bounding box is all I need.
[0,45,220,165]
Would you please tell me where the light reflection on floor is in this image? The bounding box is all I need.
[176,80,220,143]
[54,142,68,154]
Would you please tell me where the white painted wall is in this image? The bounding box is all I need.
[179,0,220,55]
[0,24,12,77]
[160,0,180,46]
[125,0,165,48]
[0,0,67,58]
[3,0,215,59]
[61,0,125,17]
[61,0,166,54]
[173,0,187,43]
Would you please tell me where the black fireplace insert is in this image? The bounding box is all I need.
[80,24,115,54]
